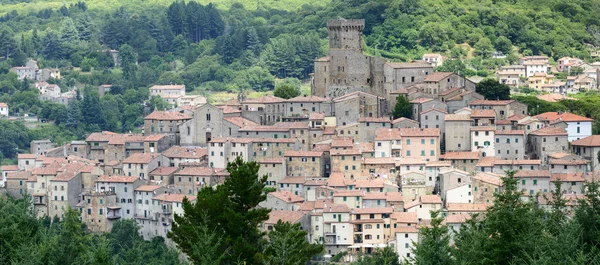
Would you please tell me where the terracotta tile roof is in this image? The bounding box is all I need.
[242,95,284,104]
[548,152,571,159]
[252,138,297,143]
[361,192,388,200]
[150,167,179,175]
[286,95,327,103]
[144,110,192,121]
[400,128,440,137]
[514,170,551,178]
[439,87,460,96]
[495,130,524,135]
[323,204,351,213]
[363,157,397,165]
[153,193,196,202]
[549,159,587,165]
[144,134,168,141]
[529,126,568,136]
[356,178,384,188]
[264,210,305,224]
[6,170,31,179]
[284,151,323,157]
[96,175,139,183]
[269,190,305,203]
[223,117,258,128]
[444,213,472,224]
[1,165,19,171]
[32,165,62,175]
[352,207,393,214]
[360,142,375,153]
[18,154,37,159]
[175,167,218,176]
[572,135,600,147]
[440,151,480,160]
[395,226,419,233]
[218,105,241,114]
[86,131,117,142]
[471,109,496,118]
[327,172,348,187]
[312,144,331,152]
[551,173,585,182]
[331,137,354,147]
[123,153,162,164]
[108,134,145,145]
[330,148,361,156]
[163,146,207,159]
[323,126,336,135]
[507,114,526,121]
[447,203,491,212]
[476,157,499,167]
[135,185,163,192]
[445,114,471,121]
[309,112,325,120]
[473,172,503,186]
[426,161,452,167]
[424,72,454,82]
[421,108,447,115]
[421,195,442,204]
[386,192,404,202]
[279,176,307,184]
[410,98,433,104]
[470,100,515,106]
[535,112,593,123]
[391,117,419,125]
[375,128,401,140]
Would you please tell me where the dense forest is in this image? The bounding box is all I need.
[0,0,599,160]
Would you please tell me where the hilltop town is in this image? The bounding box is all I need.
[2,18,600,263]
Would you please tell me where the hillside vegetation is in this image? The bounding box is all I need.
[0,0,598,158]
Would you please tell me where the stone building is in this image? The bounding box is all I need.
[471,172,503,203]
[572,135,600,171]
[284,151,326,178]
[528,127,569,162]
[78,191,120,233]
[144,110,192,145]
[30,140,55,156]
[311,18,386,98]
[494,130,525,160]
[444,114,472,152]
[95,175,144,219]
[179,104,225,146]
[469,100,528,120]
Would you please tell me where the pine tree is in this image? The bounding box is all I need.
[246,27,261,55]
[169,157,271,265]
[392,95,412,119]
[263,221,324,265]
[411,210,453,265]
[119,44,136,82]
[66,101,82,128]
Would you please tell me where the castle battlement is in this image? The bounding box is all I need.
[326,18,365,29]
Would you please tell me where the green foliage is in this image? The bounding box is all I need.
[411,210,452,265]
[351,246,400,265]
[263,221,324,265]
[169,156,271,264]
[476,79,510,100]
[392,95,412,119]
[273,80,301,99]
[0,197,182,265]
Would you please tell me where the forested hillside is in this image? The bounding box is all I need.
[0,0,598,160]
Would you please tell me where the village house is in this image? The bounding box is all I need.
[514,170,551,196]
[162,146,207,167]
[173,166,219,195]
[404,195,442,221]
[95,175,144,219]
[572,135,600,171]
[122,153,169,180]
[144,110,192,145]
[439,152,481,173]
[471,172,503,203]
[535,112,593,142]
[0,102,7,117]
[471,126,496,157]
[149,85,186,105]
[30,139,55,156]
[78,190,120,233]
[444,114,472,152]
[528,127,569,162]
[422,53,443,67]
[149,166,178,186]
[260,190,305,211]
[551,173,586,194]
[258,158,285,187]
[494,130,525,160]
[207,137,254,168]
[284,151,326,178]
[469,100,528,120]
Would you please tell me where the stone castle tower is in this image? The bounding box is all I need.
[327,18,364,52]
[311,18,385,99]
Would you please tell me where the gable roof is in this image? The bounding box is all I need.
[144,110,192,121]
[535,112,593,123]
[424,72,454,82]
[572,135,600,147]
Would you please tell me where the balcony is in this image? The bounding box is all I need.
[354,237,363,244]
[107,214,121,220]
[162,208,172,215]
[354,225,363,233]
[324,234,337,245]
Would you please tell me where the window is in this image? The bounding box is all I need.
[406,150,411,156]
[407,139,411,145]
[533,180,538,185]
[206,113,211,121]
[496,138,500,143]
[522,180,526,185]
[421,139,425,144]
[430,139,434,144]
[99,209,103,215]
